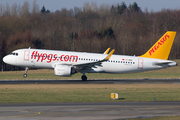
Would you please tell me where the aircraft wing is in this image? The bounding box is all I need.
[73,49,115,69]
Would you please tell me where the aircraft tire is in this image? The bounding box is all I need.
[81,75,87,81]
[23,74,27,78]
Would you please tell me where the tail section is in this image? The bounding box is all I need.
[140,31,176,60]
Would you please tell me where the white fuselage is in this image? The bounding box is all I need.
[3,49,177,74]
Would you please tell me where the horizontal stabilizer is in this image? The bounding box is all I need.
[154,61,177,67]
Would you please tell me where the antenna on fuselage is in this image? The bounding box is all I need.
[29,47,31,49]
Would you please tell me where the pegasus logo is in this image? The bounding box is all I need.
[149,33,170,56]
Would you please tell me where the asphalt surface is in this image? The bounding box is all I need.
[1,79,180,120]
[1,78,180,84]
[1,102,180,120]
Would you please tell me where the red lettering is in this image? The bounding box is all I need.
[31,51,78,63]
[70,55,78,62]
[154,44,157,50]
[31,51,38,59]
[149,48,154,56]
[156,42,162,49]
[31,51,35,59]
[165,33,170,40]
[41,53,47,62]
[47,54,53,63]
[148,33,170,56]
[34,51,38,59]
[37,53,43,62]
[53,54,57,61]
[160,39,164,44]
[64,55,69,62]
[162,37,166,42]
[60,55,64,61]
[158,42,162,46]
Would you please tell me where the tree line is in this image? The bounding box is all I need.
[1,1,180,71]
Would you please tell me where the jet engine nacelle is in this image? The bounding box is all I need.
[54,64,75,76]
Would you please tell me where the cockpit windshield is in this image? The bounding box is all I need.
[10,52,18,56]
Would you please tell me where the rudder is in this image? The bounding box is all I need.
[140,31,176,60]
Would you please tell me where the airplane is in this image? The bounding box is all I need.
[3,31,177,81]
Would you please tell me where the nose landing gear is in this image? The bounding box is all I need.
[23,67,28,78]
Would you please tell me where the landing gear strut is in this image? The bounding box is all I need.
[23,67,28,78]
[81,75,87,81]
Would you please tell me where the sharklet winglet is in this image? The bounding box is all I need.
[105,49,115,60]
[103,48,110,54]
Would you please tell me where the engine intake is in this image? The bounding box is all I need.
[54,64,75,76]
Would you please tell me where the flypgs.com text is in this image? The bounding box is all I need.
[31,51,78,63]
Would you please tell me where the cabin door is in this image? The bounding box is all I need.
[138,58,143,69]
[24,50,30,61]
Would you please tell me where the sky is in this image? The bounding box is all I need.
[0,0,180,12]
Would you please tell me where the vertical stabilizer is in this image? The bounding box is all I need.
[140,31,176,60]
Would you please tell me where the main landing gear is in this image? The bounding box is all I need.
[81,75,87,81]
[23,67,28,78]
[80,70,87,81]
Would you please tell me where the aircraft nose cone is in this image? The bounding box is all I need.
[3,56,9,64]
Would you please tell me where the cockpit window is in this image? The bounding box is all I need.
[10,52,18,56]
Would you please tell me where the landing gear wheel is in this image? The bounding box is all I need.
[81,75,87,81]
[23,74,27,78]
[23,67,28,78]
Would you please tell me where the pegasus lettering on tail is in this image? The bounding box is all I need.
[140,31,176,60]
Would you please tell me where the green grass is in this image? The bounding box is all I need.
[0,84,180,103]
[129,116,180,120]
[1,59,180,80]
